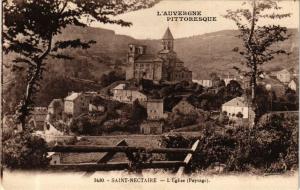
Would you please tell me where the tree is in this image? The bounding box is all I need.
[224,0,291,102]
[100,70,125,87]
[3,0,159,130]
[130,100,147,123]
[226,80,243,98]
[3,131,50,169]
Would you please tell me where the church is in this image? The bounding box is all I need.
[125,27,192,83]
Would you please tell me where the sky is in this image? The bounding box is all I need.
[91,0,299,39]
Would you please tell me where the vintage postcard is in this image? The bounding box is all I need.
[1,0,299,189]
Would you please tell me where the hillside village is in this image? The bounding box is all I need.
[4,28,299,144]
[4,28,296,143]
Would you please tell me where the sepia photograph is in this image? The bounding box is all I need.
[1,0,299,189]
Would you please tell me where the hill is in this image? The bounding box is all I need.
[3,26,299,110]
[51,26,299,79]
[4,26,298,80]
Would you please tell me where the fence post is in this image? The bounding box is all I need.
[176,140,200,177]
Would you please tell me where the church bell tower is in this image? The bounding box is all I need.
[162,27,174,51]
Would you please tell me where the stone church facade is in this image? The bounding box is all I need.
[126,28,192,82]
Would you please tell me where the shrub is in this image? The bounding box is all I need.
[161,114,298,174]
[3,131,50,170]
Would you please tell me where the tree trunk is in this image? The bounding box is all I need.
[18,63,43,130]
[18,36,53,130]
[249,0,256,103]
[251,60,257,101]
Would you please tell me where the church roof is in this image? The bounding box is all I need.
[162,27,174,40]
[175,57,183,63]
[135,54,162,63]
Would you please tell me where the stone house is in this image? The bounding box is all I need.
[192,79,213,87]
[140,121,163,134]
[146,99,164,120]
[222,74,237,86]
[64,92,90,117]
[112,83,148,104]
[276,69,291,83]
[28,107,48,131]
[172,99,198,114]
[44,122,64,136]
[288,79,298,91]
[89,103,105,113]
[221,97,250,119]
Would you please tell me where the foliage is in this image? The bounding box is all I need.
[70,115,95,135]
[3,0,159,129]
[130,100,147,123]
[161,113,298,173]
[225,80,243,98]
[224,0,291,101]
[3,131,50,169]
[100,70,125,87]
[166,111,199,129]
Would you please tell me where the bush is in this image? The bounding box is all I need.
[161,114,298,174]
[3,131,50,170]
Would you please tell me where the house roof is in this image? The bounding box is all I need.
[222,97,249,107]
[162,27,174,40]
[277,69,290,74]
[147,99,164,103]
[258,76,284,86]
[193,79,212,82]
[159,49,173,54]
[175,57,183,63]
[174,99,195,108]
[113,83,126,90]
[48,99,63,108]
[32,107,47,115]
[141,121,163,127]
[65,92,82,101]
[290,78,299,85]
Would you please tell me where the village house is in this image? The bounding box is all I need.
[28,107,48,131]
[172,99,198,114]
[221,97,251,119]
[111,83,147,104]
[146,99,165,120]
[44,122,64,137]
[140,121,163,134]
[64,92,90,117]
[288,79,298,91]
[276,69,291,83]
[89,103,105,113]
[192,79,213,87]
[222,74,237,86]
[126,27,192,83]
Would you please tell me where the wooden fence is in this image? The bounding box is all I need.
[47,139,200,177]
